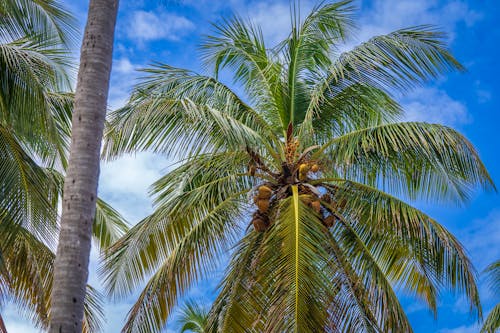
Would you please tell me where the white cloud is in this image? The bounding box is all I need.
[356,0,482,43]
[99,152,170,223]
[108,57,140,109]
[126,10,195,42]
[401,87,471,127]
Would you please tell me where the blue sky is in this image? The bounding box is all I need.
[4,0,500,332]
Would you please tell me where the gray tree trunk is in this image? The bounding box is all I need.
[49,0,118,332]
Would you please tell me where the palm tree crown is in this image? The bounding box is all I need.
[102,1,494,332]
[0,1,127,331]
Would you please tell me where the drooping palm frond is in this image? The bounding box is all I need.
[314,122,494,203]
[102,152,252,332]
[325,180,481,314]
[103,66,280,161]
[93,199,129,251]
[481,304,500,333]
[0,224,106,332]
[178,300,209,333]
[0,0,78,47]
[0,126,60,247]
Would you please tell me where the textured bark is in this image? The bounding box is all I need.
[49,1,118,332]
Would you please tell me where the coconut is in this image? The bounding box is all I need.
[299,163,309,174]
[300,195,313,205]
[258,185,273,199]
[257,199,270,213]
[310,164,319,172]
[323,216,335,227]
[311,200,321,213]
[253,217,268,232]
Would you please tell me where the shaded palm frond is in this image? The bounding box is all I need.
[93,198,129,251]
[0,0,78,47]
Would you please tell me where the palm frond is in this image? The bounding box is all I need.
[177,300,209,333]
[300,83,402,145]
[481,303,500,333]
[319,179,481,315]
[480,260,500,333]
[0,0,78,47]
[118,193,243,333]
[322,26,463,93]
[0,126,60,247]
[93,198,129,251]
[315,122,494,203]
[283,0,355,127]
[253,187,335,332]
[200,16,285,132]
[103,66,279,161]
[206,231,266,332]
[82,285,106,333]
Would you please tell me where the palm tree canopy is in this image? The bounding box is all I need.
[102,1,495,332]
[0,1,128,331]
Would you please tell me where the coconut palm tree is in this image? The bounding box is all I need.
[102,1,494,332]
[0,1,127,331]
[481,260,500,333]
[49,0,120,331]
[177,300,209,333]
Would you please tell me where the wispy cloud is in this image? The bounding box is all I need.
[401,87,471,127]
[126,10,195,43]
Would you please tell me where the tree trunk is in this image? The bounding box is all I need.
[49,1,118,332]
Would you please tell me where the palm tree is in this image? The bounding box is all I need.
[49,0,119,331]
[177,300,209,333]
[102,1,494,332]
[0,1,127,331]
[481,260,500,333]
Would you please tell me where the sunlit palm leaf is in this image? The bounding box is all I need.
[315,122,494,203]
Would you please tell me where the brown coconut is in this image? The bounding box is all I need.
[311,200,321,213]
[257,199,270,213]
[301,195,313,205]
[253,216,269,232]
[310,164,319,173]
[323,216,335,228]
[258,185,273,199]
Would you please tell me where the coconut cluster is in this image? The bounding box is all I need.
[252,185,273,232]
[250,162,346,232]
